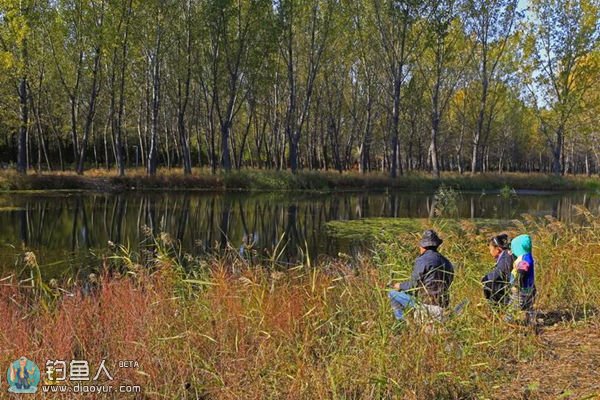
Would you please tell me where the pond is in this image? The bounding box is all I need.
[0,189,598,276]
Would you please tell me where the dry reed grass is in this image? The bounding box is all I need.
[1,168,598,192]
[1,210,599,399]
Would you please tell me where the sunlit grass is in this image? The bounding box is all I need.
[1,209,599,398]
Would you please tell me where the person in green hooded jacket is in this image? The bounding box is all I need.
[509,234,536,311]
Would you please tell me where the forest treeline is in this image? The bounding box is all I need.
[0,0,599,177]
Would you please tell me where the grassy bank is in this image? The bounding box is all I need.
[1,209,599,399]
[1,168,599,192]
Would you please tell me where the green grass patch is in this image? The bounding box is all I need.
[326,217,514,242]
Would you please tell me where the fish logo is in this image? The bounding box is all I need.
[6,357,41,394]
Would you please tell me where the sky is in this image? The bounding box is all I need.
[518,0,532,18]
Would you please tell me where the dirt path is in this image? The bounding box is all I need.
[497,319,600,399]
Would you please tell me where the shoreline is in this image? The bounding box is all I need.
[1,169,599,193]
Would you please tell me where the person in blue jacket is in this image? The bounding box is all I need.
[388,230,454,320]
[482,233,513,305]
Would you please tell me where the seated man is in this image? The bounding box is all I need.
[388,230,455,321]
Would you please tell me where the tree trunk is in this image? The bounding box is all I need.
[430,105,440,178]
[17,77,28,175]
[177,2,192,175]
[147,32,161,176]
[116,0,132,177]
[552,125,564,176]
[77,47,102,175]
[178,111,192,174]
[220,121,232,171]
[237,108,253,169]
[390,75,403,178]
[585,153,590,176]
[359,95,373,174]
[472,74,488,174]
[289,135,299,173]
[33,102,51,172]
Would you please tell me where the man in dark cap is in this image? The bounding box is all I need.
[388,229,455,321]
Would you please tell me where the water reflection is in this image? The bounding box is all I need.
[1,190,598,274]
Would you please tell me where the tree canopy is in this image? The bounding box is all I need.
[0,0,599,176]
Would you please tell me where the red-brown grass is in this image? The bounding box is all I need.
[1,210,599,398]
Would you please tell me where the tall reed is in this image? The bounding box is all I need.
[1,211,599,398]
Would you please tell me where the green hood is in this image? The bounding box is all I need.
[511,234,532,257]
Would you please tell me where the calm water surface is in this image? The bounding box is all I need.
[0,190,598,276]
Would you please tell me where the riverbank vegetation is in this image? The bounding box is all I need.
[1,169,599,192]
[0,0,599,178]
[1,209,599,398]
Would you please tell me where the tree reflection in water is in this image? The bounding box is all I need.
[1,191,598,275]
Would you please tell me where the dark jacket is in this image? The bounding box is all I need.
[399,249,454,307]
[482,250,512,304]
